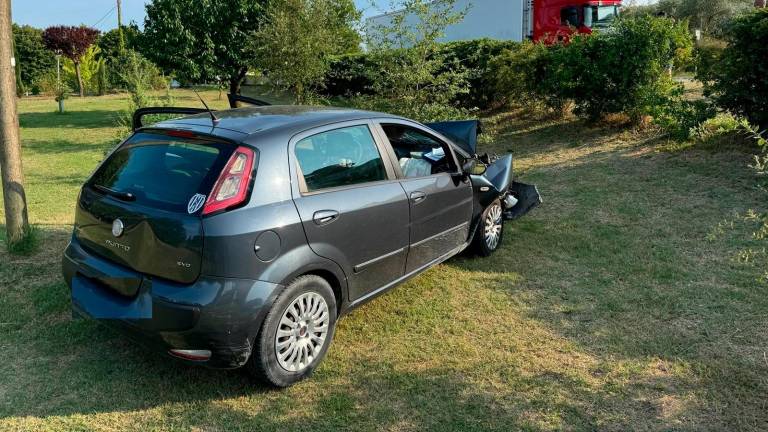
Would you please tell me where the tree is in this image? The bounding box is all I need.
[0,0,31,249]
[652,0,753,35]
[42,25,99,97]
[62,45,106,96]
[142,0,267,105]
[12,24,55,91]
[361,0,470,121]
[253,0,361,103]
[98,23,141,61]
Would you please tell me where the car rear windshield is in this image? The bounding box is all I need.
[88,131,236,213]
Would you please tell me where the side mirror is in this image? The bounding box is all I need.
[462,158,487,176]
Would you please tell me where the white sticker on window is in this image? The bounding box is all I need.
[187,194,207,214]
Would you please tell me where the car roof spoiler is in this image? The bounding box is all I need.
[132,107,210,131]
[227,93,271,107]
[425,120,482,155]
[131,94,272,131]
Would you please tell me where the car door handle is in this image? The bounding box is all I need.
[410,191,427,204]
[313,210,339,225]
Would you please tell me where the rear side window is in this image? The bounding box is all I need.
[295,125,387,192]
[89,131,235,212]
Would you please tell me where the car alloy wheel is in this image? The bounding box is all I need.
[484,202,503,250]
[275,291,330,372]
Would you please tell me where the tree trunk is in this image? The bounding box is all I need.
[74,61,84,97]
[227,68,248,108]
[0,0,30,245]
[228,78,242,108]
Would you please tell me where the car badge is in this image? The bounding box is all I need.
[187,193,207,214]
[112,219,125,237]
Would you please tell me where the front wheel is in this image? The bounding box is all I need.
[247,275,337,387]
[472,199,504,257]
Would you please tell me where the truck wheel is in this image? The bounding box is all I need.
[247,275,337,387]
[472,199,504,257]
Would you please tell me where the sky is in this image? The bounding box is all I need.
[11,0,656,31]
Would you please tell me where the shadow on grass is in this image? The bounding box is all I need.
[19,110,122,130]
[22,138,114,156]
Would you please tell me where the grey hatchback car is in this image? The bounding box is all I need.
[63,102,540,387]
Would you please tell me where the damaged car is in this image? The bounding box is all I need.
[62,96,541,387]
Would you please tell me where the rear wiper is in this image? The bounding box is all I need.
[93,184,136,202]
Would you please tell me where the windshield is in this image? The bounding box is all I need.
[89,131,235,212]
[583,5,619,28]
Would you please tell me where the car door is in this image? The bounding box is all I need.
[374,121,473,273]
[290,121,410,302]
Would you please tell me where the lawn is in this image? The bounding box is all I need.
[1,91,767,431]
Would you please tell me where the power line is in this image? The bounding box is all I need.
[92,5,117,29]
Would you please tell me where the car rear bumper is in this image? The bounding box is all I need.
[62,237,283,369]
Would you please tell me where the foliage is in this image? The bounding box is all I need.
[655,0,753,36]
[12,24,55,92]
[439,39,518,109]
[142,0,267,97]
[106,49,167,92]
[97,23,142,60]
[694,37,727,83]
[42,26,100,97]
[62,45,106,96]
[41,26,99,62]
[324,53,377,97]
[252,0,361,104]
[490,41,563,112]
[653,97,717,140]
[359,0,470,122]
[706,9,768,128]
[546,16,692,122]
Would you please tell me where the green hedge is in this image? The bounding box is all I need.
[706,9,768,128]
[323,38,516,109]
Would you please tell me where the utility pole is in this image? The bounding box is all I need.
[117,0,125,53]
[0,0,30,247]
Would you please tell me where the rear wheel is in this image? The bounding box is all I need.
[472,199,504,257]
[247,275,337,387]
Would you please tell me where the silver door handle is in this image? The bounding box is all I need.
[313,210,339,225]
[410,191,427,204]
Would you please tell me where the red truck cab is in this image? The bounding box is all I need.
[532,0,622,43]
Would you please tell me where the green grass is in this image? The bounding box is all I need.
[1,92,767,431]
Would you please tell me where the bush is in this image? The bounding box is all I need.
[706,9,768,128]
[109,50,167,93]
[694,37,726,83]
[439,39,517,109]
[547,16,692,122]
[323,53,376,97]
[490,41,564,112]
[654,98,717,140]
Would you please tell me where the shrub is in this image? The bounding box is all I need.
[439,39,517,109]
[110,50,167,93]
[690,112,744,140]
[694,37,726,83]
[706,9,768,128]
[489,41,563,112]
[654,97,717,140]
[324,53,376,97]
[547,16,692,122]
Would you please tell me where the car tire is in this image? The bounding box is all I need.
[472,199,504,257]
[247,275,337,387]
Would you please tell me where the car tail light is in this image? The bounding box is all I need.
[169,349,212,361]
[203,146,255,215]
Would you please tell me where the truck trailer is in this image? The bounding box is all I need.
[366,0,622,44]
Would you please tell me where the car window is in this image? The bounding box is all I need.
[89,132,234,212]
[295,125,388,192]
[381,124,457,178]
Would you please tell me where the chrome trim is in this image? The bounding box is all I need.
[410,222,469,248]
[353,247,407,273]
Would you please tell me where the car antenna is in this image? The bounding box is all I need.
[192,88,220,127]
